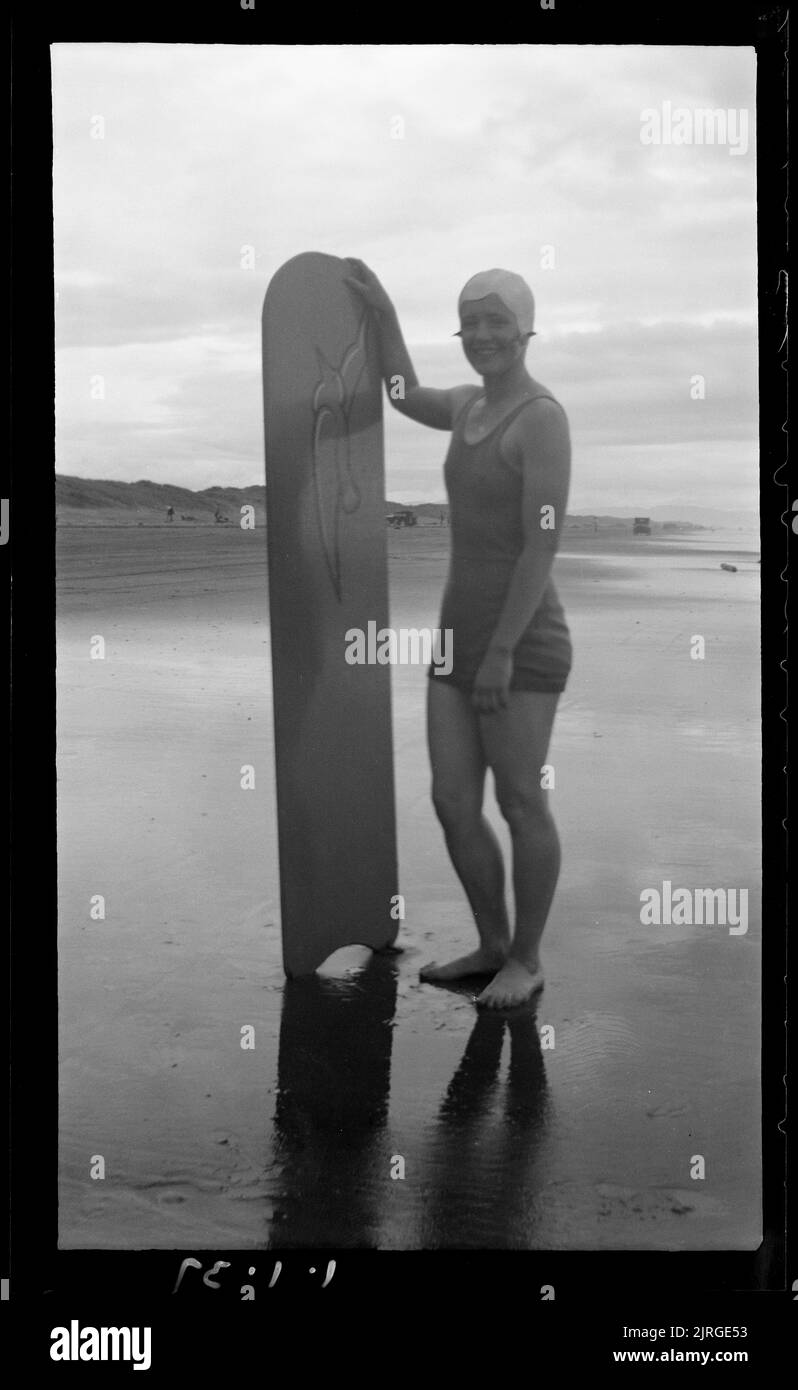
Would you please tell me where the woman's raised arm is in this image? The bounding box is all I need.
[344,258,460,430]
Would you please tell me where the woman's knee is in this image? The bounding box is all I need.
[431,782,483,831]
[495,783,551,834]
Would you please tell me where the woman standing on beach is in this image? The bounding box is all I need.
[346,261,572,1008]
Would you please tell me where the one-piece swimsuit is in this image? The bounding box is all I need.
[429,388,572,694]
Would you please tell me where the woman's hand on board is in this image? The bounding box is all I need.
[472,646,513,714]
[343,259,395,315]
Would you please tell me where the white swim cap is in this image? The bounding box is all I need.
[458,268,536,336]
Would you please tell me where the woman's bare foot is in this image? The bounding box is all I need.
[476,958,544,1009]
[420,945,509,983]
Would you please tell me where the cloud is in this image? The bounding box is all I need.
[52,43,758,509]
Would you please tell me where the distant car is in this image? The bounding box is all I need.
[633,517,651,535]
[386,509,418,529]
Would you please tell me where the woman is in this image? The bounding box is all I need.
[345,261,572,1008]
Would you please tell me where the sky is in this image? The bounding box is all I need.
[52,44,759,512]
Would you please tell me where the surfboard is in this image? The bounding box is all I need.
[262,252,399,976]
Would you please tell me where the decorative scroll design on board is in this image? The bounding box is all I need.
[311,314,369,601]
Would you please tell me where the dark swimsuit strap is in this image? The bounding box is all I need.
[454,388,562,438]
[451,386,483,427]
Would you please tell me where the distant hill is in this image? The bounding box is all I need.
[55,476,731,533]
[56,475,266,524]
[57,475,264,514]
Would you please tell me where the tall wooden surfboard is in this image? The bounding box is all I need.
[262,252,398,976]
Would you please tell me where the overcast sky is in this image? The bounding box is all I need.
[53,44,758,511]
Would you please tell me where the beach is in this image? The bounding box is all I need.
[57,521,761,1250]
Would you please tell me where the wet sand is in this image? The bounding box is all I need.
[57,523,761,1249]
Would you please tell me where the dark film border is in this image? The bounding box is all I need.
[6,0,790,1368]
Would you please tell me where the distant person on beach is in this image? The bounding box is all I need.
[166,505,174,522]
[346,260,572,1008]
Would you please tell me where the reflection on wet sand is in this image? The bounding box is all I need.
[271,955,552,1249]
[270,951,398,1248]
[420,999,551,1248]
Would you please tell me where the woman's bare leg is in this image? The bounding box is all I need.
[420,681,512,980]
[475,691,561,1008]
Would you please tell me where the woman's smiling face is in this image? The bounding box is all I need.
[458,293,526,376]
